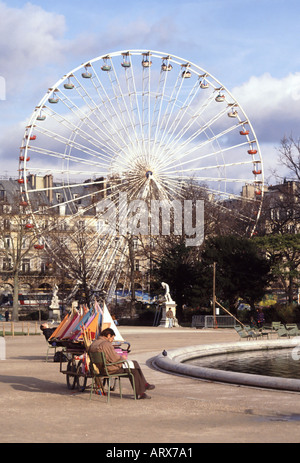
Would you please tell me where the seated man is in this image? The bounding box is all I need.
[40,323,63,347]
[40,323,56,343]
[89,328,155,400]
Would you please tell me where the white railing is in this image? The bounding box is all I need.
[192,315,237,328]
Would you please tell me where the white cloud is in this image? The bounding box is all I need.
[229,72,300,182]
[62,16,183,64]
[1,1,299,184]
[232,72,300,143]
[0,2,66,93]
[0,118,27,177]
[228,72,300,184]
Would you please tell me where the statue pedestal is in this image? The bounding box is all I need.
[159,301,179,328]
[48,306,60,322]
[49,297,60,322]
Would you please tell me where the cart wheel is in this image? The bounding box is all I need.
[66,359,77,390]
[76,360,87,392]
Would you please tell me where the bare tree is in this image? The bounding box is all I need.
[277,135,300,182]
[258,135,300,235]
[0,199,38,321]
[259,181,300,235]
[45,220,97,308]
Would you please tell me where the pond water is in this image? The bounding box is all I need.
[186,348,300,380]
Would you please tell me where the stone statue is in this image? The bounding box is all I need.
[161,282,173,303]
[159,282,178,328]
[49,284,60,321]
[50,284,59,309]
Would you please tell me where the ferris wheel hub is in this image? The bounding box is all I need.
[145,170,153,179]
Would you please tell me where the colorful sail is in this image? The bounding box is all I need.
[101,302,124,342]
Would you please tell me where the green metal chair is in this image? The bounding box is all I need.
[266,321,283,338]
[244,325,262,339]
[46,342,57,362]
[271,321,283,331]
[245,325,270,339]
[277,325,291,338]
[88,351,136,403]
[46,341,66,362]
[285,324,300,336]
[234,325,252,340]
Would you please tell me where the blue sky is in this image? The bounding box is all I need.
[1,0,300,181]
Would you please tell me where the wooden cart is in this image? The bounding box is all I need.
[59,341,89,391]
[59,339,131,393]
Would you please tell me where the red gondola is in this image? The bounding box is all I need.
[34,244,44,250]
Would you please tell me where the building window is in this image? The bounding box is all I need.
[42,219,49,230]
[3,258,11,271]
[21,259,30,273]
[41,260,47,273]
[3,219,10,230]
[3,204,12,213]
[58,220,68,231]
[73,193,81,204]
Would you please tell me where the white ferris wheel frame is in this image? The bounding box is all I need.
[18,49,264,297]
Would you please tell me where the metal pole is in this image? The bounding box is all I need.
[215,299,245,328]
[213,262,216,328]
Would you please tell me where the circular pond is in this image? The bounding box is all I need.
[186,348,300,380]
[153,339,300,392]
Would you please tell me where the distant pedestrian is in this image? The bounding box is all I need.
[250,316,257,328]
[166,308,174,328]
[112,315,119,326]
[256,309,265,329]
[5,310,9,322]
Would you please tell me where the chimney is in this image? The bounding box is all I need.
[44,174,53,202]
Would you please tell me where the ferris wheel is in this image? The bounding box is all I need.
[18,50,264,299]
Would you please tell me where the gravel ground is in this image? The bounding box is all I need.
[1,325,300,446]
